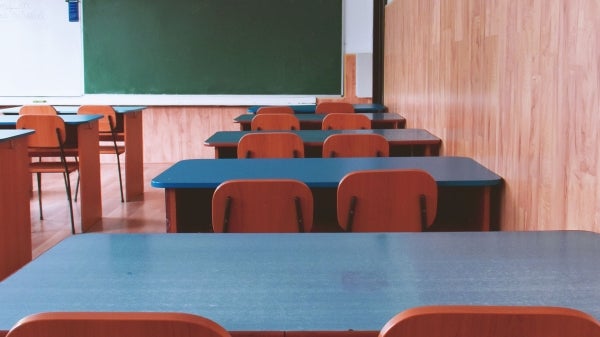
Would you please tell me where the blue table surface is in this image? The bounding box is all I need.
[235,112,403,123]
[0,114,102,126]
[0,106,146,115]
[0,129,34,142]
[151,156,502,189]
[0,231,598,331]
[247,103,387,114]
[205,129,441,145]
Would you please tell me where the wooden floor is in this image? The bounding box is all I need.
[30,163,170,259]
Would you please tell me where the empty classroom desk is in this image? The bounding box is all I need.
[0,231,598,337]
[235,112,406,130]
[0,114,102,232]
[205,129,442,158]
[0,130,33,280]
[247,103,387,114]
[1,106,146,201]
[151,156,502,233]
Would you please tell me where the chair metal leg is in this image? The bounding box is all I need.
[62,171,76,235]
[36,172,43,220]
[115,153,124,203]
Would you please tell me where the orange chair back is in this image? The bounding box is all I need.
[6,312,231,337]
[379,306,600,337]
[212,179,313,233]
[16,115,66,148]
[256,106,294,114]
[322,134,389,158]
[237,132,304,158]
[19,105,58,115]
[322,113,371,130]
[78,105,117,133]
[251,113,300,131]
[315,102,354,114]
[337,169,437,232]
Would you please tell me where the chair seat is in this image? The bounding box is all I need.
[29,161,79,174]
[28,147,78,157]
[99,144,125,155]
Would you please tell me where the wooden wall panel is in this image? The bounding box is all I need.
[384,0,600,232]
[142,106,245,162]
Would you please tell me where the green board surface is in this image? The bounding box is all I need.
[82,0,342,95]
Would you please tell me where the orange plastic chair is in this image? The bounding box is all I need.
[212,179,313,233]
[337,169,437,232]
[237,132,304,158]
[6,312,231,337]
[17,115,79,234]
[315,102,355,114]
[251,113,300,131]
[78,105,125,202]
[322,134,389,158]
[19,105,58,115]
[256,106,295,114]
[322,113,371,130]
[379,305,600,337]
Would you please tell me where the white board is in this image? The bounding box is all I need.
[0,0,83,97]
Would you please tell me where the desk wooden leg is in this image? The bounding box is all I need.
[77,121,102,232]
[124,111,144,201]
[0,137,32,280]
[165,189,178,233]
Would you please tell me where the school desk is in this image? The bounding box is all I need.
[1,106,146,201]
[205,129,442,158]
[234,112,406,130]
[0,130,34,280]
[0,114,102,232]
[0,231,598,337]
[151,157,502,233]
[247,103,387,114]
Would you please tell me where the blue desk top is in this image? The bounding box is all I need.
[247,104,387,114]
[0,231,598,331]
[0,106,146,115]
[0,129,34,142]
[235,112,403,124]
[151,157,501,189]
[0,114,102,126]
[205,129,441,146]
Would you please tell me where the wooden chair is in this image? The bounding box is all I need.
[337,169,437,232]
[78,105,125,202]
[237,132,304,158]
[379,305,600,337]
[212,179,313,233]
[256,106,295,114]
[19,105,58,115]
[315,102,355,114]
[6,312,232,337]
[16,115,79,234]
[322,113,371,130]
[251,113,300,131]
[322,133,389,157]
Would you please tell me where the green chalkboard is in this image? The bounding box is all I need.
[82,0,342,95]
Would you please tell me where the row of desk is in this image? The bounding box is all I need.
[205,129,442,158]
[0,230,598,335]
[151,157,502,233]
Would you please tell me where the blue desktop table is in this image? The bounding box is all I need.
[235,112,406,130]
[1,106,146,201]
[0,231,598,336]
[0,114,103,231]
[151,157,502,233]
[205,129,442,158]
[247,103,387,114]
